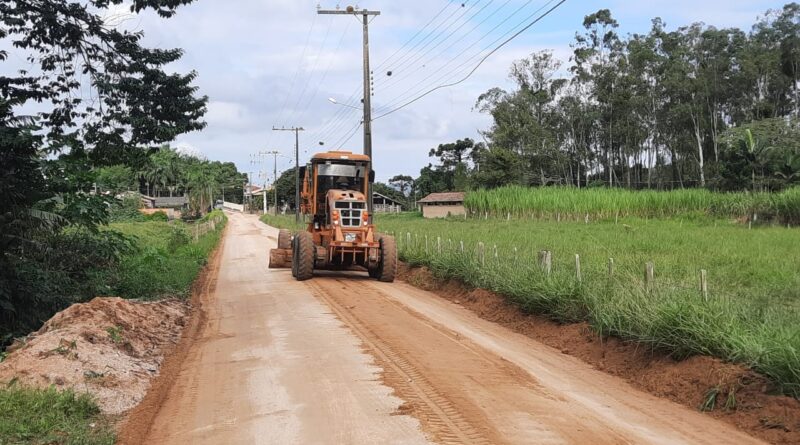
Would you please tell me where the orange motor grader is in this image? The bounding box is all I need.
[268,151,397,282]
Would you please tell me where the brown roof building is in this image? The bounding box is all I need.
[417,192,466,218]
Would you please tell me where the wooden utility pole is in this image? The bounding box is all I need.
[318,6,380,215]
[272,126,304,223]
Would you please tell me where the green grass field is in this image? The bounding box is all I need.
[465,186,800,223]
[260,210,800,398]
[0,384,114,445]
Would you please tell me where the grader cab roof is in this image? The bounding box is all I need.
[311,151,371,163]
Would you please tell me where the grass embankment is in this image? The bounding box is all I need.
[110,210,226,299]
[466,186,800,223]
[0,210,226,445]
[260,213,305,231]
[259,210,800,398]
[0,386,113,445]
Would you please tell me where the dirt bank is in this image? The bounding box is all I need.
[398,264,800,444]
[0,297,188,416]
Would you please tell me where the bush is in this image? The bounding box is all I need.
[144,211,169,222]
[167,225,190,250]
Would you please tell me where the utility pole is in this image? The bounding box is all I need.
[253,151,283,215]
[272,126,304,223]
[318,6,380,216]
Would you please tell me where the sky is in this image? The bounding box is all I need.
[9,0,792,184]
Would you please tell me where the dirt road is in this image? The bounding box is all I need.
[138,212,763,444]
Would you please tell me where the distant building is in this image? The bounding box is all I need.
[418,192,466,218]
[372,192,403,213]
[141,194,188,209]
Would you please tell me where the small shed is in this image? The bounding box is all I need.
[372,192,403,213]
[418,192,466,218]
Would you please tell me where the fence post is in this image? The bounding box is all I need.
[460,240,464,254]
[437,236,441,254]
[575,254,582,283]
[645,262,655,289]
[406,232,411,247]
[700,269,708,301]
[478,242,485,266]
[538,250,552,276]
[584,213,589,224]
[608,258,615,277]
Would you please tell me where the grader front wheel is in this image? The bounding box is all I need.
[293,231,315,281]
[277,229,292,249]
[373,235,397,283]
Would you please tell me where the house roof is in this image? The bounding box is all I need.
[372,191,403,204]
[418,192,465,204]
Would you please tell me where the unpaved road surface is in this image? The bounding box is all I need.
[140,212,763,444]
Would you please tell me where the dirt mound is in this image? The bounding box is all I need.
[0,297,188,415]
[398,264,800,445]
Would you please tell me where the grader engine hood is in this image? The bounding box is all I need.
[327,189,374,244]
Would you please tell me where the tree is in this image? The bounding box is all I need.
[96,165,135,195]
[389,175,414,196]
[1,0,206,339]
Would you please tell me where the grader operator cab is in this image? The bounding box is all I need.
[268,151,397,282]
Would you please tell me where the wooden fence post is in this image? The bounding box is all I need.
[493,244,498,261]
[425,235,429,254]
[607,258,615,277]
[700,269,708,301]
[437,236,441,254]
[460,240,464,254]
[645,262,655,289]
[478,242,485,266]
[575,254,582,282]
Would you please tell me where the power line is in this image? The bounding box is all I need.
[283,16,335,128]
[263,10,318,153]
[371,1,455,72]
[374,0,568,121]
[332,119,363,149]
[373,0,512,95]
[294,18,354,128]
[375,0,544,114]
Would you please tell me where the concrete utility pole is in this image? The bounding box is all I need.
[318,6,380,216]
[254,150,281,215]
[272,126,304,223]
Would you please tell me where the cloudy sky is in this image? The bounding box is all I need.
[76,0,797,183]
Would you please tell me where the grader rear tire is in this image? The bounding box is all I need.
[277,229,292,249]
[293,231,315,281]
[377,235,397,283]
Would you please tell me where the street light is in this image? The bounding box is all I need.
[328,97,361,110]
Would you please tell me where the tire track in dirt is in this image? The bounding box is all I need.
[309,279,491,445]
[308,275,646,445]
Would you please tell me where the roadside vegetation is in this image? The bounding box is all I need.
[465,186,800,223]
[261,210,800,398]
[0,385,113,445]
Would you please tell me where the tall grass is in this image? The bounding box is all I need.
[374,213,800,398]
[465,186,800,223]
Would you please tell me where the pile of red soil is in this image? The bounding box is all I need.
[0,297,188,415]
[398,264,800,444]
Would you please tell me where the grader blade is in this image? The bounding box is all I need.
[268,248,292,268]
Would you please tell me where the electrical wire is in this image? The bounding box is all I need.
[263,10,318,151]
[374,0,544,114]
[374,0,512,95]
[332,120,363,149]
[294,19,353,128]
[373,0,567,121]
